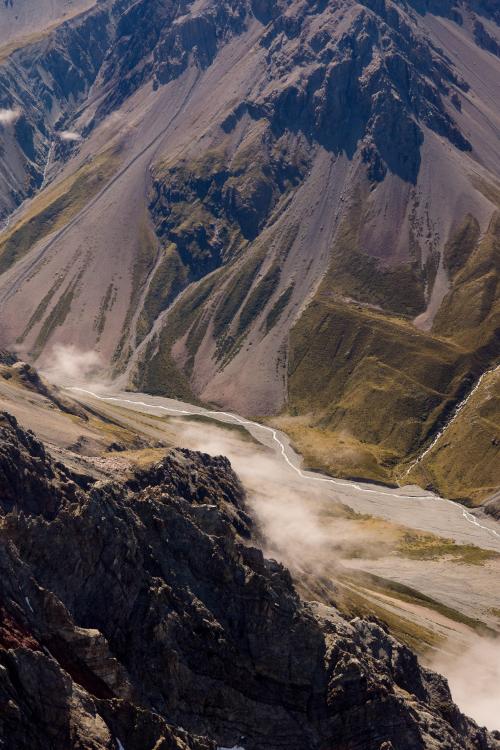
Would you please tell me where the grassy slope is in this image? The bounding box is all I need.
[277,198,500,498]
[412,211,500,501]
[280,297,473,483]
[0,146,122,275]
[132,271,221,399]
[134,136,498,502]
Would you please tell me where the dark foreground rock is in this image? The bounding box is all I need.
[0,411,497,750]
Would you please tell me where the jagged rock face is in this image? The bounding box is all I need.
[0,0,475,219]
[484,491,500,521]
[0,412,498,750]
[255,0,471,175]
[403,0,500,25]
[138,0,475,341]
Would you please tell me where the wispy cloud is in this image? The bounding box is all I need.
[58,130,82,142]
[430,638,500,731]
[0,107,21,125]
[40,344,103,386]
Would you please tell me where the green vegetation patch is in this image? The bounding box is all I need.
[433,211,500,357]
[94,283,116,341]
[333,580,444,653]
[172,413,262,445]
[288,297,467,455]
[213,250,265,342]
[406,368,500,505]
[134,334,195,401]
[397,532,498,565]
[113,217,159,368]
[134,272,221,398]
[322,187,426,317]
[136,245,189,343]
[18,274,65,342]
[31,271,83,356]
[342,570,496,635]
[442,214,480,277]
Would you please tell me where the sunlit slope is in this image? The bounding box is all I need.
[0,0,498,500]
[277,206,500,497]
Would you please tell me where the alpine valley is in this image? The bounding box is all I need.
[0,0,499,747]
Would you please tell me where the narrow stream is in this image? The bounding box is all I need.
[68,386,500,552]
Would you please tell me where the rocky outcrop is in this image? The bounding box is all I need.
[254,0,471,176]
[9,360,88,419]
[147,130,306,286]
[484,491,500,521]
[0,350,17,366]
[473,19,500,56]
[0,412,498,749]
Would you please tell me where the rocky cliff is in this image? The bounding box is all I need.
[0,410,499,750]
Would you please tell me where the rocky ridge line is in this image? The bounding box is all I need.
[0,411,498,749]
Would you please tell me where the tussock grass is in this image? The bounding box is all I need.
[397,532,498,565]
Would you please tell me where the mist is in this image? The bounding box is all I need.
[40,343,105,387]
[174,419,347,573]
[430,639,500,731]
[171,418,500,732]
[59,130,82,141]
[0,107,21,125]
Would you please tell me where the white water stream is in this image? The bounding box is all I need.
[405,364,500,477]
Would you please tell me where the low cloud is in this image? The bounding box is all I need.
[430,638,500,731]
[0,107,22,125]
[40,344,103,386]
[172,418,500,732]
[58,130,82,142]
[173,420,363,575]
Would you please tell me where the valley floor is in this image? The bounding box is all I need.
[1,365,499,728]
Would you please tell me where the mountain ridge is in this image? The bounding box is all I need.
[0,0,498,498]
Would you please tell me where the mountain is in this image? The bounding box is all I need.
[0,0,498,498]
[1,398,499,750]
[0,0,95,46]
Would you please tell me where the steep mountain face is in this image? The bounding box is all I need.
[0,0,95,45]
[0,0,498,496]
[1,409,499,750]
[0,0,115,219]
